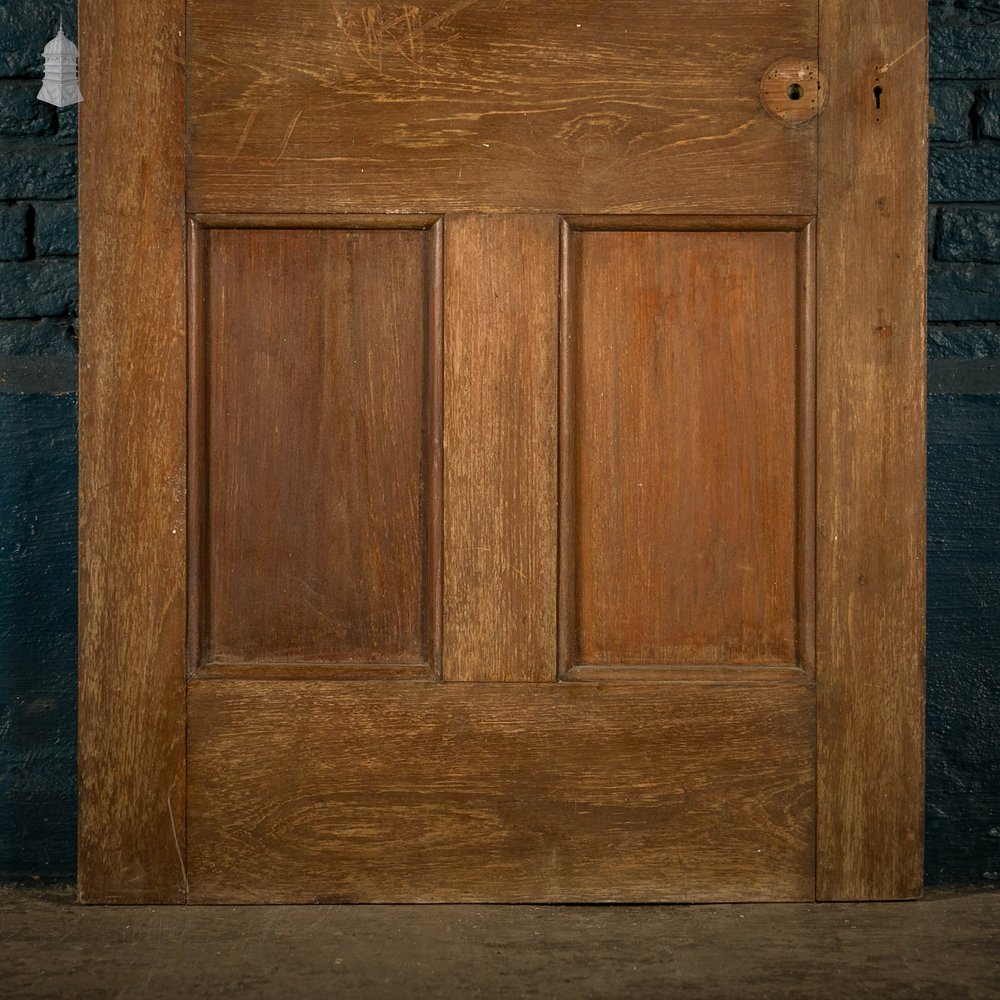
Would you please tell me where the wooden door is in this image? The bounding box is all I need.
[78,1,927,903]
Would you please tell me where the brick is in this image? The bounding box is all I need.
[931,83,974,143]
[927,0,1000,26]
[930,145,1000,201]
[931,24,1000,78]
[925,394,1000,886]
[56,103,77,141]
[938,207,1000,262]
[979,85,1000,139]
[0,319,76,356]
[949,1,1000,25]
[929,0,955,25]
[929,263,1000,321]
[0,391,78,880]
[0,82,57,138]
[0,1,78,77]
[0,259,77,320]
[0,204,30,262]
[0,144,76,200]
[929,324,1000,358]
[34,201,77,256]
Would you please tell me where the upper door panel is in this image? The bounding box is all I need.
[186,0,818,215]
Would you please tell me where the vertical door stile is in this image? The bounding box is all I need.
[443,215,559,682]
[816,0,927,899]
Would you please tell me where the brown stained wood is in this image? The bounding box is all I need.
[564,665,808,685]
[81,0,927,904]
[186,0,817,216]
[186,221,208,679]
[187,679,815,902]
[193,224,442,672]
[816,1,927,899]
[797,221,818,678]
[443,216,557,681]
[193,215,442,231]
[567,216,816,233]
[759,59,828,126]
[77,0,188,902]
[561,225,811,674]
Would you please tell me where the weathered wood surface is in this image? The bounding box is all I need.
[186,0,818,215]
[191,222,441,676]
[78,0,188,903]
[560,224,807,675]
[78,0,928,904]
[815,0,927,900]
[187,679,816,903]
[443,215,558,681]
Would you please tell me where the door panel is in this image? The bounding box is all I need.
[190,220,442,676]
[188,680,815,903]
[80,0,927,903]
[186,0,818,215]
[185,212,819,903]
[560,220,814,678]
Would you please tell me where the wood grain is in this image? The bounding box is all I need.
[815,0,927,899]
[186,0,818,216]
[81,0,926,904]
[443,215,558,681]
[77,0,188,902]
[187,679,815,902]
[192,223,441,673]
[561,225,808,674]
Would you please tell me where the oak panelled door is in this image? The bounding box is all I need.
[78,0,926,902]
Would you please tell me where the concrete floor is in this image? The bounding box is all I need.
[1,887,998,999]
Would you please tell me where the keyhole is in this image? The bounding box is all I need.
[874,85,882,110]
[787,83,804,101]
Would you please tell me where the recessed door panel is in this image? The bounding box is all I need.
[560,220,814,677]
[190,222,442,675]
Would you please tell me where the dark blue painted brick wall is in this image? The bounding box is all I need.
[927,0,1000,885]
[0,392,77,879]
[0,0,78,882]
[1,1,998,885]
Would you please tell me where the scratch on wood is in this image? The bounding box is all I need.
[233,109,259,159]
[412,0,483,36]
[334,2,476,74]
[277,110,303,158]
[475,545,530,583]
[337,5,419,73]
[879,34,927,74]
[662,119,755,151]
[166,782,189,897]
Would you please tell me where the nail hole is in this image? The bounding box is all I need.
[873,85,882,110]
[787,83,804,101]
